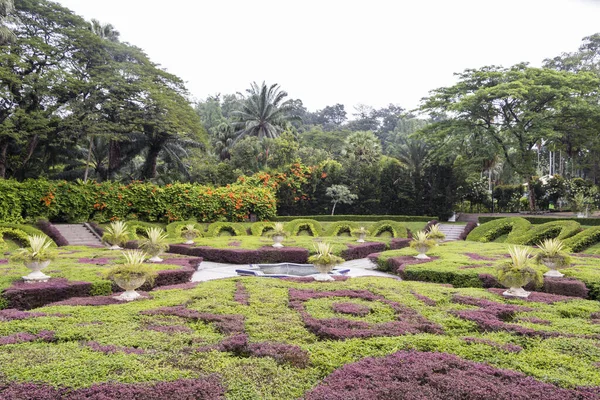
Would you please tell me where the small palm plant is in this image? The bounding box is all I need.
[410,231,436,259]
[105,250,157,301]
[11,235,56,282]
[266,222,287,248]
[426,224,446,244]
[308,242,345,281]
[103,221,130,250]
[351,226,368,243]
[497,246,542,298]
[139,227,169,262]
[534,238,571,278]
[181,224,201,245]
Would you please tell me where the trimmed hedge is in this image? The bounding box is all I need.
[35,220,67,246]
[165,220,204,239]
[480,215,600,226]
[250,221,275,236]
[126,221,165,239]
[273,215,434,222]
[0,228,29,248]
[2,279,93,310]
[205,222,247,237]
[458,222,477,241]
[340,242,387,260]
[168,245,309,264]
[323,221,359,237]
[563,227,600,252]
[285,219,323,237]
[0,179,276,223]
[369,220,408,238]
[466,217,531,242]
[507,220,581,245]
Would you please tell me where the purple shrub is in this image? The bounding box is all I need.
[0,309,50,321]
[331,302,370,317]
[78,257,112,265]
[341,242,386,260]
[218,333,249,355]
[462,337,523,353]
[410,291,437,306]
[36,220,69,247]
[0,259,7,264]
[465,253,496,261]
[146,324,193,334]
[389,238,411,250]
[234,281,250,305]
[541,277,589,299]
[516,317,552,326]
[141,307,245,334]
[304,350,594,400]
[86,341,145,355]
[0,330,54,345]
[4,279,92,310]
[168,245,309,264]
[87,221,105,237]
[487,288,575,304]
[384,256,438,277]
[152,282,200,291]
[281,276,349,283]
[478,273,501,288]
[138,266,195,291]
[48,296,126,307]
[248,342,310,368]
[459,222,478,240]
[289,288,442,340]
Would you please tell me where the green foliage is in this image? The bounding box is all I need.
[467,217,531,243]
[479,216,600,226]
[0,227,30,249]
[165,220,203,239]
[534,238,572,267]
[127,221,165,239]
[324,221,359,237]
[102,221,131,247]
[563,227,600,252]
[104,250,158,286]
[264,222,287,238]
[410,231,436,253]
[205,222,247,237]
[273,215,434,222]
[139,228,170,257]
[250,221,276,236]
[496,247,542,289]
[426,224,446,241]
[9,235,56,263]
[369,220,408,238]
[284,219,323,237]
[307,242,345,266]
[507,221,581,245]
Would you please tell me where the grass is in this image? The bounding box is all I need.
[0,277,598,398]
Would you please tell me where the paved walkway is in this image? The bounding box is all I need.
[191,258,400,282]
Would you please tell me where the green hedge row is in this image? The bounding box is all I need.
[479,216,600,226]
[0,179,277,224]
[273,215,434,222]
[466,217,531,242]
[563,227,600,253]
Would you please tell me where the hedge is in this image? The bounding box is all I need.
[323,221,359,237]
[369,221,408,238]
[507,220,581,245]
[479,215,600,226]
[284,219,323,237]
[250,222,275,236]
[126,221,166,239]
[466,217,531,242]
[563,227,600,253]
[168,245,309,264]
[205,222,247,237]
[0,179,276,223]
[273,215,435,222]
[165,220,203,239]
[0,228,30,248]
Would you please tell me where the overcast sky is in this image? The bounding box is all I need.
[56,0,600,114]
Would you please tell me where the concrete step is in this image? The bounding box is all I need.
[437,224,466,241]
[53,224,104,247]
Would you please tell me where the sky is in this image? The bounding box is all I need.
[56,0,600,114]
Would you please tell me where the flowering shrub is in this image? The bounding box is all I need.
[331,302,370,317]
[234,281,250,305]
[304,350,593,400]
[0,330,55,346]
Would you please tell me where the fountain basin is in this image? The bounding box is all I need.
[236,263,350,278]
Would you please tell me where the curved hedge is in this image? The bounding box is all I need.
[0,223,48,239]
[563,227,600,252]
[127,221,166,239]
[205,222,247,237]
[508,220,581,245]
[323,221,359,237]
[250,222,276,236]
[166,220,204,239]
[369,220,408,238]
[285,219,323,237]
[466,217,531,242]
[0,228,30,248]
[273,215,434,222]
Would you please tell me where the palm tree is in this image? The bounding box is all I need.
[396,138,430,178]
[0,0,15,44]
[89,19,120,42]
[232,82,297,142]
[343,131,382,163]
[212,122,236,160]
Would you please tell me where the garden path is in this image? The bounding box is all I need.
[191,258,400,282]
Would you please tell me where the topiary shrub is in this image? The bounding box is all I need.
[458,222,477,240]
[127,221,165,239]
[166,219,204,238]
[250,221,276,236]
[369,220,408,238]
[324,221,359,237]
[0,228,30,248]
[205,222,247,237]
[466,217,531,243]
[35,220,67,247]
[507,220,581,245]
[563,226,600,252]
[285,219,323,237]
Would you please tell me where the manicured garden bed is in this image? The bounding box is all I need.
[0,277,598,398]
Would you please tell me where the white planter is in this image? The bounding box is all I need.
[414,245,431,259]
[356,233,367,243]
[23,260,51,282]
[541,258,565,278]
[272,235,285,248]
[113,276,147,301]
[313,263,335,281]
[503,286,530,298]
[184,240,195,245]
[108,244,122,250]
[576,212,586,218]
[148,255,163,263]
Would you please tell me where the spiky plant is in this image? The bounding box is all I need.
[427,224,446,241]
[308,242,344,266]
[265,222,287,237]
[351,227,368,237]
[534,238,571,267]
[102,221,130,247]
[497,246,542,289]
[139,228,169,257]
[10,235,56,264]
[410,231,435,250]
[104,250,157,286]
[181,224,201,240]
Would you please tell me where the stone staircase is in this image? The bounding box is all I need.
[438,223,465,241]
[456,213,479,223]
[53,224,104,247]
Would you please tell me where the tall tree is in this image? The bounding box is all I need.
[0,0,14,44]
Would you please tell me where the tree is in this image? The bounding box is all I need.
[232,81,297,141]
[420,64,600,210]
[343,131,381,164]
[0,0,14,44]
[89,18,119,42]
[326,184,357,215]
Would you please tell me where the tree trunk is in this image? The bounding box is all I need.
[528,176,536,211]
[0,141,7,179]
[142,144,161,180]
[331,201,338,216]
[83,138,93,182]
